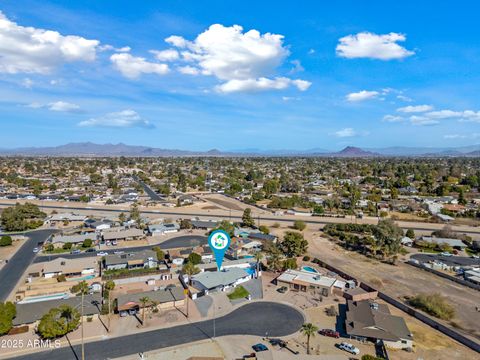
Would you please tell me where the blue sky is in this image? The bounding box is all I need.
[1,1,480,151]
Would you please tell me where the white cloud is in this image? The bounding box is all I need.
[336,32,414,60]
[78,110,153,128]
[164,24,311,93]
[216,77,310,93]
[332,127,369,138]
[346,90,379,102]
[48,101,80,112]
[177,65,200,75]
[150,49,179,61]
[397,104,433,113]
[21,78,34,88]
[410,115,439,126]
[26,101,81,113]
[383,115,404,122]
[110,53,169,79]
[397,94,413,102]
[0,11,99,74]
[444,133,480,139]
[290,59,304,73]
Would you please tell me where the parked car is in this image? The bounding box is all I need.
[337,342,360,355]
[277,286,288,293]
[440,252,453,257]
[252,343,268,352]
[70,249,81,255]
[269,338,286,347]
[114,250,125,255]
[85,248,95,253]
[119,311,128,317]
[319,329,340,338]
[471,255,479,259]
[32,247,40,253]
[111,241,118,246]
[128,308,139,315]
[97,251,109,256]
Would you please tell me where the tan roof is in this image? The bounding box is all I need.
[102,228,144,241]
[42,257,98,275]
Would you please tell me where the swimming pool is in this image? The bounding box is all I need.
[18,292,69,304]
[68,274,95,282]
[302,266,319,273]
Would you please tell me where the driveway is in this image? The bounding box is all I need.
[14,302,304,360]
[0,229,57,301]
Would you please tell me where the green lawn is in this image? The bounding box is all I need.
[227,285,250,300]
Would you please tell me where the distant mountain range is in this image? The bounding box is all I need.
[0,142,479,157]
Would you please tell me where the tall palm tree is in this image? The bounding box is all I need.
[254,251,263,278]
[139,296,150,326]
[300,323,319,355]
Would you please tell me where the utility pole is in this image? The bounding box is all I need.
[81,290,85,360]
[107,287,111,332]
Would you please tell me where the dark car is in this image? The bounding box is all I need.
[252,343,268,352]
[269,338,286,347]
[319,329,340,338]
[85,248,96,253]
[277,286,288,293]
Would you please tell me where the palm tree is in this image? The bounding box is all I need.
[139,296,150,326]
[254,251,263,278]
[300,322,319,355]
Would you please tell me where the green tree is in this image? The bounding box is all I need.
[118,212,126,223]
[37,305,80,339]
[258,225,270,234]
[152,246,165,260]
[254,251,263,277]
[187,252,202,265]
[129,203,141,225]
[0,203,46,231]
[0,235,12,247]
[182,262,200,276]
[180,218,192,229]
[406,228,415,239]
[300,323,318,355]
[242,208,255,227]
[139,296,150,326]
[212,220,235,237]
[70,281,89,296]
[293,220,306,231]
[62,242,73,250]
[281,231,308,257]
[82,239,93,248]
[282,257,297,270]
[0,302,16,335]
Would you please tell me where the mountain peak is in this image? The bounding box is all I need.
[336,146,378,157]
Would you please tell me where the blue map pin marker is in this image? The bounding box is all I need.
[208,230,231,271]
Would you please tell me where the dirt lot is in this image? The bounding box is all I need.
[308,234,480,342]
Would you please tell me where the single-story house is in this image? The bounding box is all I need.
[248,232,277,243]
[191,268,252,293]
[44,213,87,225]
[276,269,336,296]
[417,236,467,249]
[103,250,158,271]
[42,257,98,279]
[101,228,144,242]
[345,299,413,349]
[464,269,480,284]
[85,219,114,231]
[50,233,96,248]
[148,223,180,236]
[116,286,185,313]
[197,258,255,273]
[191,220,218,230]
[13,294,101,328]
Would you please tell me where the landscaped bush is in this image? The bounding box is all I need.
[302,255,311,261]
[227,286,250,300]
[0,235,12,246]
[408,293,455,320]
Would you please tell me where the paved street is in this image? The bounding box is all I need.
[34,235,207,262]
[411,253,480,267]
[0,229,57,301]
[13,302,304,360]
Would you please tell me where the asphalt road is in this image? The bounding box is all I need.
[14,302,304,360]
[34,235,207,262]
[0,229,57,301]
[1,202,479,235]
[410,253,480,267]
[133,176,163,201]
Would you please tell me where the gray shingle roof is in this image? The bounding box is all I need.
[192,268,249,290]
[13,294,101,326]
